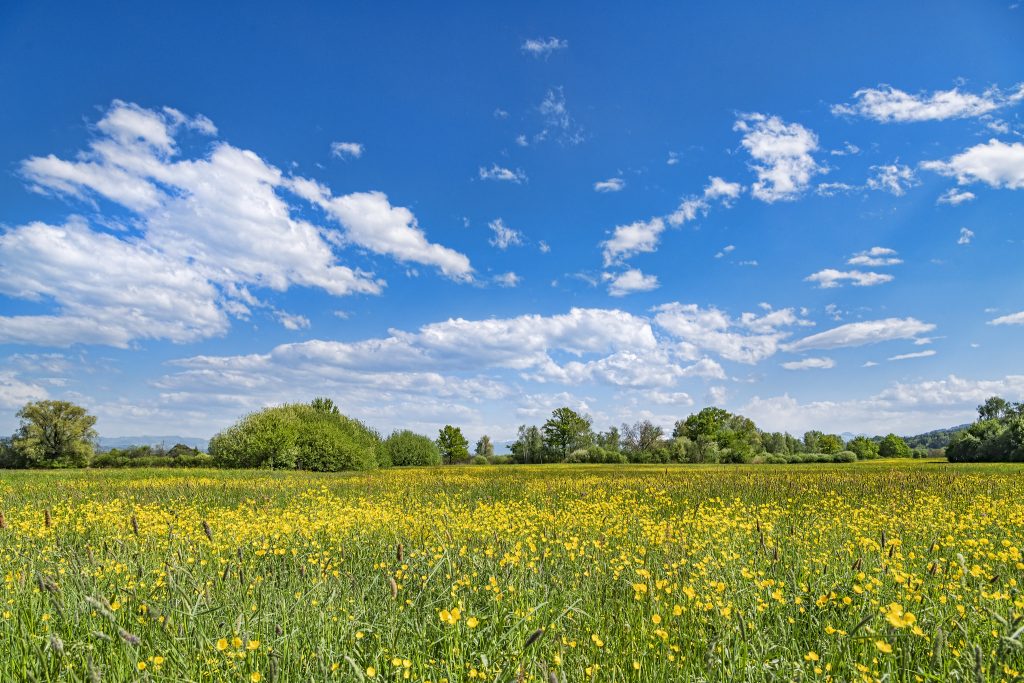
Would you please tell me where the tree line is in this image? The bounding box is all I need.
[2,396,1019,471]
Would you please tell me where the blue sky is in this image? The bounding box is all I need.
[1,1,1023,441]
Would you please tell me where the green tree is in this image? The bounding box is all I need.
[475,435,494,458]
[511,425,544,464]
[208,400,380,471]
[542,407,593,461]
[12,400,97,468]
[818,434,844,454]
[595,426,621,453]
[382,430,442,466]
[847,435,879,460]
[803,430,824,453]
[436,425,470,464]
[310,396,341,416]
[878,433,912,458]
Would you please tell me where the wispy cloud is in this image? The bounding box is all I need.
[832,83,1024,122]
[594,177,625,193]
[521,37,568,57]
[478,164,527,183]
[330,141,363,159]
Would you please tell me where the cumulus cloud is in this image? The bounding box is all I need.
[867,163,917,196]
[958,227,975,245]
[521,37,568,57]
[734,113,823,202]
[922,139,1024,189]
[785,318,936,352]
[604,269,659,297]
[805,269,894,288]
[781,357,835,371]
[494,272,521,288]
[9,101,475,346]
[330,141,363,159]
[478,164,527,183]
[990,311,1024,325]
[594,177,625,192]
[488,218,524,249]
[937,188,976,205]
[847,247,902,267]
[653,303,812,364]
[601,218,664,266]
[832,83,1024,122]
[667,176,742,226]
[743,373,1024,434]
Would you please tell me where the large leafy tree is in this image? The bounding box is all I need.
[542,407,592,461]
[510,425,545,464]
[436,425,470,464]
[818,434,844,454]
[878,433,912,458]
[475,435,494,458]
[12,400,97,468]
[673,407,761,463]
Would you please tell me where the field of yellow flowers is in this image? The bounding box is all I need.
[1,461,1023,682]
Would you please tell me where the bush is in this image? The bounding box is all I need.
[470,455,488,465]
[91,453,214,468]
[834,451,857,463]
[764,454,788,464]
[490,455,512,465]
[382,430,442,467]
[209,402,380,471]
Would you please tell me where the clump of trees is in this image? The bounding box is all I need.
[947,396,1024,462]
[1,400,98,468]
[209,398,382,471]
[382,430,442,467]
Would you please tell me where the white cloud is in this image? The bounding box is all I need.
[538,241,551,254]
[494,272,521,288]
[734,113,823,202]
[958,227,975,245]
[521,37,568,57]
[7,101,477,347]
[922,139,1024,189]
[537,88,584,145]
[493,108,509,120]
[816,182,858,197]
[742,373,1024,435]
[478,164,527,183]
[315,191,473,280]
[594,177,625,193]
[805,269,894,288]
[990,311,1024,325]
[0,218,228,347]
[666,151,680,166]
[0,371,48,408]
[832,83,1023,122]
[604,269,659,297]
[653,303,812,364]
[330,141,364,159]
[781,357,836,371]
[867,163,917,196]
[714,244,736,259]
[488,218,524,250]
[847,246,902,267]
[275,310,311,331]
[937,188,976,205]
[785,318,936,352]
[704,176,743,202]
[601,217,665,266]
[889,349,936,361]
[667,176,743,226]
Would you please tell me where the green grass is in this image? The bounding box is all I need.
[1,461,1023,681]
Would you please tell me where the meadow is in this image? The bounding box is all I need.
[1,461,1023,682]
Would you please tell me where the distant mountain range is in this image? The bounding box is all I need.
[98,436,208,451]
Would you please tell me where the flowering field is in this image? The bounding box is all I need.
[1,463,1023,682]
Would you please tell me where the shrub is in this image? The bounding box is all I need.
[470,455,488,465]
[490,455,512,465]
[382,430,442,467]
[834,451,857,463]
[764,454,788,464]
[209,402,380,471]
[91,454,214,468]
